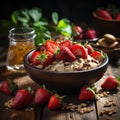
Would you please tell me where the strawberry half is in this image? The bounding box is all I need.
[48,94,62,110]
[56,46,76,62]
[11,87,33,109]
[46,40,59,54]
[78,86,95,101]
[30,50,54,66]
[71,44,88,59]
[101,76,119,90]
[29,51,41,65]
[59,40,73,49]
[84,43,94,55]
[91,51,104,61]
[0,79,18,95]
[34,87,51,105]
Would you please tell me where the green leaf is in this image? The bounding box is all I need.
[52,12,59,25]
[11,9,30,25]
[28,7,42,22]
[57,19,72,37]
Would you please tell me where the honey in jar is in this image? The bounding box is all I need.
[6,27,36,72]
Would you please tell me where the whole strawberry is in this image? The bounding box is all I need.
[85,29,97,39]
[72,25,83,40]
[78,86,95,101]
[0,79,18,95]
[11,87,32,109]
[115,13,120,20]
[34,87,51,105]
[97,9,112,20]
[48,94,63,110]
[101,76,119,90]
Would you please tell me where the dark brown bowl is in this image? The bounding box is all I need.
[93,12,120,37]
[23,48,109,94]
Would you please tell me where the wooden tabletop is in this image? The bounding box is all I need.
[0,58,120,120]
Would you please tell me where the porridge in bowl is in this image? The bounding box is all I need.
[29,39,104,72]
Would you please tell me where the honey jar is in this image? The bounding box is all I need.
[6,27,36,72]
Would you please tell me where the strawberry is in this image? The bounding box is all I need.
[29,51,41,65]
[11,87,32,109]
[46,40,59,54]
[78,86,95,101]
[71,44,88,59]
[84,43,94,55]
[0,79,18,95]
[59,40,72,49]
[34,87,51,105]
[41,51,54,66]
[48,94,62,110]
[30,50,54,66]
[91,51,104,61]
[85,29,97,39]
[72,25,83,40]
[115,13,120,20]
[101,76,119,90]
[97,9,112,20]
[56,46,76,62]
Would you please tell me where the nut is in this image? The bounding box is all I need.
[103,34,116,43]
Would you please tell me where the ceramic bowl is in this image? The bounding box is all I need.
[23,48,109,93]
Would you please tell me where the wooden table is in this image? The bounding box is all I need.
[0,57,120,120]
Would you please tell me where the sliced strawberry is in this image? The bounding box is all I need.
[78,86,95,101]
[71,44,88,59]
[34,87,51,105]
[48,94,62,110]
[59,40,72,49]
[56,46,76,62]
[29,51,41,65]
[101,76,119,90]
[97,9,112,20]
[91,51,104,61]
[30,50,54,66]
[46,40,59,54]
[0,79,18,95]
[84,43,94,55]
[11,87,32,109]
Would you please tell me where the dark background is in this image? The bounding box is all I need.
[0,0,119,24]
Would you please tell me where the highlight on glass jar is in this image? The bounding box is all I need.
[6,27,36,73]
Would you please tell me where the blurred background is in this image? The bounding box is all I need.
[0,0,119,23]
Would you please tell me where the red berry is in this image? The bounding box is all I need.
[85,29,97,39]
[101,76,119,90]
[11,88,32,109]
[97,9,112,20]
[115,13,120,20]
[48,95,62,110]
[34,87,51,105]
[56,46,76,62]
[71,44,88,59]
[78,86,95,101]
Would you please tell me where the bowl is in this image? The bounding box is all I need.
[23,48,109,94]
[93,12,120,37]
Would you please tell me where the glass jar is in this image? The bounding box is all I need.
[6,27,36,73]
